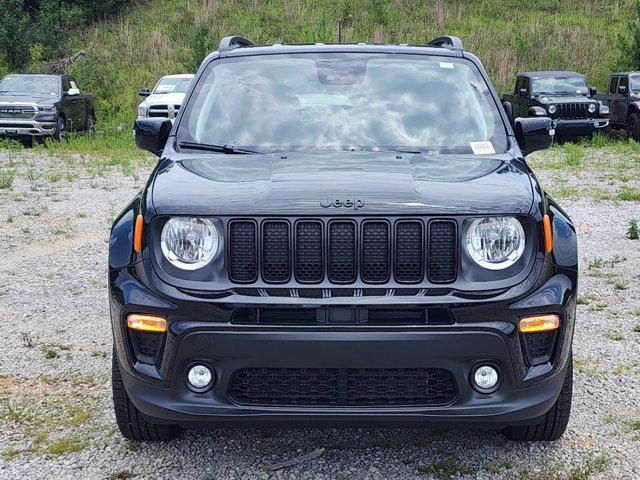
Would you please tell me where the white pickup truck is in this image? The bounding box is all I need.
[137,74,194,121]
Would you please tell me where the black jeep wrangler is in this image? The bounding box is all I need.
[502,71,609,140]
[110,35,577,443]
[593,72,640,141]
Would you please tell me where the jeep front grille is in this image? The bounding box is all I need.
[555,103,590,119]
[228,367,458,406]
[227,218,458,285]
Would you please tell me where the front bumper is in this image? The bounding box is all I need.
[110,259,576,428]
[0,119,56,137]
[554,118,609,137]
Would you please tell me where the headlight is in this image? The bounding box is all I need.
[38,105,56,113]
[588,103,597,114]
[547,105,556,114]
[137,104,148,117]
[466,217,525,270]
[161,217,220,270]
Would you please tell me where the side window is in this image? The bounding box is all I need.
[619,76,629,91]
[522,78,530,96]
[514,77,522,94]
[609,77,618,94]
[62,77,71,93]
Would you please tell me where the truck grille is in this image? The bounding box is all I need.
[228,367,458,406]
[0,105,36,119]
[148,104,180,119]
[227,218,457,285]
[555,103,590,119]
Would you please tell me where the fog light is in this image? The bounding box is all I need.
[473,365,499,392]
[187,364,213,390]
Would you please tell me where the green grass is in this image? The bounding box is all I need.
[44,436,88,456]
[616,186,640,201]
[628,219,639,239]
[0,170,15,189]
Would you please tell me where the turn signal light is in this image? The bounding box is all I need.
[519,314,560,333]
[542,214,553,253]
[133,214,143,253]
[127,314,167,332]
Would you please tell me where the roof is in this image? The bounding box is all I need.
[612,71,640,76]
[160,74,194,79]
[517,71,585,78]
[221,43,461,58]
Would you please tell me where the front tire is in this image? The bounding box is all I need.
[53,115,67,141]
[112,350,182,441]
[627,112,640,142]
[502,355,572,441]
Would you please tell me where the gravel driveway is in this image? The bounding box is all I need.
[0,146,638,480]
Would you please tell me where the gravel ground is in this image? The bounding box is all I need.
[0,147,639,480]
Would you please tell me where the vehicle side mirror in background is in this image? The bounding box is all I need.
[514,116,554,156]
[519,88,527,98]
[138,88,151,97]
[502,101,513,121]
[67,88,80,96]
[589,86,597,97]
[618,85,628,95]
[134,118,172,156]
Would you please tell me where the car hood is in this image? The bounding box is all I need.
[537,94,594,104]
[141,92,186,106]
[151,152,534,216]
[0,94,60,105]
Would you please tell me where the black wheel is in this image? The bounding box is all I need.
[87,111,96,132]
[627,112,640,142]
[53,115,67,140]
[502,356,572,441]
[112,349,182,441]
[19,135,33,148]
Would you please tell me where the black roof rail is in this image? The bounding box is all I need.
[426,35,464,51]
[218,36,253,52]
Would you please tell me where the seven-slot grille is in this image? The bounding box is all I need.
[227,219,457,285]
[555,103,591,119]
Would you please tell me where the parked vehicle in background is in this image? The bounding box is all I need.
[593,72,640,141]
[502,71,609,141]
[111,35,576,444]
[137,74,194,121]
[0,73,96,146]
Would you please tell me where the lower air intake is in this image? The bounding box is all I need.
[228,367,458,406]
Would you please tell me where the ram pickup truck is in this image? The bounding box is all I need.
[593,72,640,141]
[502,71,609,141]
[137,74,194,121]
[0,73,96,145]
[111,35,575,443]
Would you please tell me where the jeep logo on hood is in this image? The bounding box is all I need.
[320,197,365,209]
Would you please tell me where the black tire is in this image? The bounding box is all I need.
[19,135,33,148]
[86,111,96,132]
[502,356,572,441]
[53,115,66,141]
[112,350,182,441]
[627,112,640,142]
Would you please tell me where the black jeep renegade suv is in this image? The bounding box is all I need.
[109,35,577,442]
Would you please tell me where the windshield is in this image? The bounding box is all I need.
[630,76,640,93]
[153,76,193,94]
[0,75,60,95]
[531,76,588,95]
[177,53,508,154]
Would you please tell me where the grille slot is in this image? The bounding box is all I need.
[428,220,457,283]
[394,221,424,283]
[228,367,458,406]
[556,103,589,119]
[228,221,257,283]
[262,221,290,283]
[328,221,357,284]
[361,221,390,283]
[295,221,324,283]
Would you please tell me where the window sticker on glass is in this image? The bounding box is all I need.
[470,141,495,155]
[70,81,77,89]
[157,84,176,92]
[439,62,455,69]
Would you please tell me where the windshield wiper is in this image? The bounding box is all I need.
[178,142,262,155]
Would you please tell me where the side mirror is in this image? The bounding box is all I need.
[67,88,80,96]
[618,85,628,95]
[589,86,597,97]
[519,88,528,98]
[138,88,151,97]
[502,101,513,121]
[514,116,554,156]
[134,118,172,156]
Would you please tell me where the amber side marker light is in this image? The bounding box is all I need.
[127,314,167,333]
[543,214,553,253]
[133,214,143,253]
[519,314,560,333]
